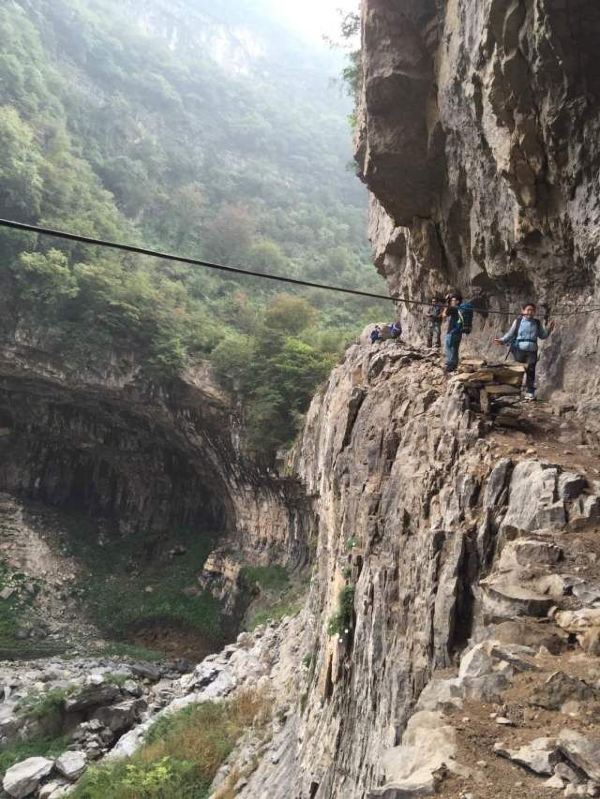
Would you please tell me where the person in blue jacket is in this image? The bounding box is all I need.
[442,293,463,373]
[494,302,555,400]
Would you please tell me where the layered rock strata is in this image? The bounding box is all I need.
[0,343,311,569]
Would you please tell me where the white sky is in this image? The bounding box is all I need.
[266,0,359,43]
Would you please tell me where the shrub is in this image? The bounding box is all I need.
[72,691,267,799]
[327,584,355,637]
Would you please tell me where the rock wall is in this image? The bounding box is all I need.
[223,336,600,798]
[355,0,600,423]
[0,342,311,570]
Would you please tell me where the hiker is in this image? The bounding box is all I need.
[370,325,381,344]
[389,320,402,339]
[442,293,464,373]
[426,296,444,349]
[379,320,402,341]
[494,302,555,400]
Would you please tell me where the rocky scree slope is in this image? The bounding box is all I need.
[205,336,600,798]
[355,0,600,425]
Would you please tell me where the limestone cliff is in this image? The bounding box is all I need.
[0,339,311,571]
[217,336,600,799]
[355,0,600,425]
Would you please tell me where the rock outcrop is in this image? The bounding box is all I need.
[355,0,600,426]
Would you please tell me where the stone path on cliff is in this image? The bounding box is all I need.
[364,345,600,798]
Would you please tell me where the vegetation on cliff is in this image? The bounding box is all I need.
[0,0,387,461]
[71,691,267,799]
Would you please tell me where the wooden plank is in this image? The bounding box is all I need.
[461,358,487,371]
[484,384,521,396]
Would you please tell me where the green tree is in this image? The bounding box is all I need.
[264,294,318,336]
[0,106,43,220]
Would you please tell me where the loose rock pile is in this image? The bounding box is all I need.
[0,621,297,798]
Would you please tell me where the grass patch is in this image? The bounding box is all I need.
[247,599,303,631]
[71,691,267,799]
[0,736,70,780]
[243,566,308,631]
[88,642,166,662]
[18,687,71,722]
[327,584,355,637]
[240,565,290,592]
[53,516,225,648]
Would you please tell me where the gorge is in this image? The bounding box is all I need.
[3,1,600,798]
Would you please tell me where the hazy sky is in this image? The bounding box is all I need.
[266,0,359,43]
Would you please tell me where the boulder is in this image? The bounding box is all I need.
[458,643,495,679]
[553,608,600,652]
[483,458,512,512]
[130,662,162,682]
[558,473,588,502]
[558,730,600,783]
[373,711,456,797]
[530,672,598,711]
[570,496,600,527]
[39,780,71,798]
[493,737,557,775]
[501,462,565,533]
[481,575,555,619]
[65,683,120,713]
[416,678,463,711]
[2,757,54,798]
[55,750,87,781]
[93,698,146,734]
[513,540,563,566]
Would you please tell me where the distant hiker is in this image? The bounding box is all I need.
[389,320,402,339]
[370,325,381,344]
[494,302,555,401]
[442,293,463,373]
[379,320,402,341]
[426,296,444,349]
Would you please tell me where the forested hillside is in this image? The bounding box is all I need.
[0,0,385,461]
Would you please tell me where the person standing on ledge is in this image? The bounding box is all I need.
[442,293,463,373]
[494,302,555,401]
[426,295,444,349]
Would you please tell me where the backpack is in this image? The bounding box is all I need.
[457,302,474,335]
[511,315,541,346]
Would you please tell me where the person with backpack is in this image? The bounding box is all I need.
[370,325,381,345]
[389,320,402,340]
[426,296,444,349]
[442,293,474,372]
[494,302,555,400]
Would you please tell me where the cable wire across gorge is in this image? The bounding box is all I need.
[1,218,598,318]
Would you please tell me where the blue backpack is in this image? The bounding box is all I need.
[457,302,474,335]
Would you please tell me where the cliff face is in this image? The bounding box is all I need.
[219,336,600,799]
[356,0,600,423]
[0,341,310,568]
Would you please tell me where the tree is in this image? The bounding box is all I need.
[203,205,255,265]
[264,295,317,336]
[0,106,43,220]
